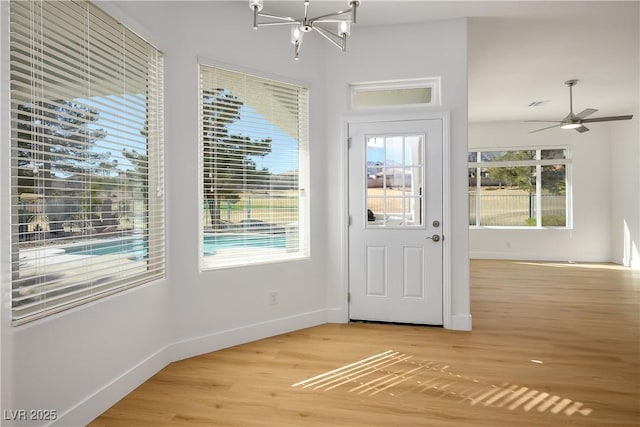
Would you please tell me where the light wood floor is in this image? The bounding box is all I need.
[90,260,640,426]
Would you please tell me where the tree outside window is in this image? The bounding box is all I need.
[469,149,569,227]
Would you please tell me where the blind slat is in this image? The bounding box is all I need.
[10,0,165,325]
[199,65,308,270]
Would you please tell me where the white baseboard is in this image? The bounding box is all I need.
[450,314,472,331]
[470,251,608,263]
[167,309,328,363]
[53,345,170,427]
[54,309,327,427]
[326,307,348,323]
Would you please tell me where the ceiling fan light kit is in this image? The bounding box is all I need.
[527,79,633,134]
[249,0,361,60]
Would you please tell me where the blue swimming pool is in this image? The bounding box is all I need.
[64,239,148,257]
[203,234,285,255]
[63,234,285,257]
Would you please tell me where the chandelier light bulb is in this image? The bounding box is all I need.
[291,25,303,44]
[339,21,351,36]
[249,0,263,11]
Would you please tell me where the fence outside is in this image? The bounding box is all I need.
[469,194,566,226]
[202,193,299,228]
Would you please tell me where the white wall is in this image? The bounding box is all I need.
[610,106,640,267]
[110,2,331,361]
[469,121,613,262]
[1,2,471,426]
[1,3,168,426]
[1,2,330,426]
[322,19,471,329]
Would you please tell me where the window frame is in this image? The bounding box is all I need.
[349,77,441,110]
[468,146,573,229]
[8,0,165,325]
[198,61,310,270]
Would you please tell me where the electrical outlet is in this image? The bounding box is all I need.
[269,291,279,306]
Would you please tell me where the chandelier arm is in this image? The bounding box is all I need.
[250,0,359,58]
[309,8,353,23]
[313,25,342,39]
[313,19,353,24]
[312,26,344,50]
[257,21,301,27]
[258,13,297,22]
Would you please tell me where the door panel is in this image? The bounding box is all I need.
[366,246,387,296]
[403,246,424,298]
[349,119,443,325]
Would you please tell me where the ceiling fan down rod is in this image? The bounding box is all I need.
[565,79,578,116]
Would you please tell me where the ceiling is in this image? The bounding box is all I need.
[250,1,640,123]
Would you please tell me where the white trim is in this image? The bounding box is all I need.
[51,345,170,427]
[90,1,163,52]
[470,225,572,230]
[197,56,310,90]
[343,110,453,329]
[327,307,348,323]
[441,113,452,329]
[469,251,609,263]
[451,314,472,331]
[0,0,13,412]
[166,309,327,363]
[469,144,570,155]
[469,158,572,168]
[50,309,327,426]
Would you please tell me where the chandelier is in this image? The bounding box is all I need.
[249,0,362,60]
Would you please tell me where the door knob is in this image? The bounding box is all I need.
[426,234,440,242]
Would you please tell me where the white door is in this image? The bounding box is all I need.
[348,119,443,325]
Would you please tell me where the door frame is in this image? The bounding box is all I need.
[342,110,452,328]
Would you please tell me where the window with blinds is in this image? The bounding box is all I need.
[9,0,165,325]
[199,65,309,269]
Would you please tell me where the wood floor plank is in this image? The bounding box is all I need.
[89,260,640,426]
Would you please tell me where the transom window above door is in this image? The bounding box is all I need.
[350,78,441,110]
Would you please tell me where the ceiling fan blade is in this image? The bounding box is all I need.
[528,124,562,134]
[524,120,563,123]
[575,125,589,133]
[582,115,633,123]
[575,108,598,119]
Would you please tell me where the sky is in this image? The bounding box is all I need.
[228,105,299,175]
[82,96,299,176]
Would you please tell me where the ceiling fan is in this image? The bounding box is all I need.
[526,79,633,134]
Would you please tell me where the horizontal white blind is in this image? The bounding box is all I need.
[10,0,165,325]
[199,65,309,269]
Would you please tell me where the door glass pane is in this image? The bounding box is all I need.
[405,136,422,165]
[385,136,403,165]
[366,135,423,227]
